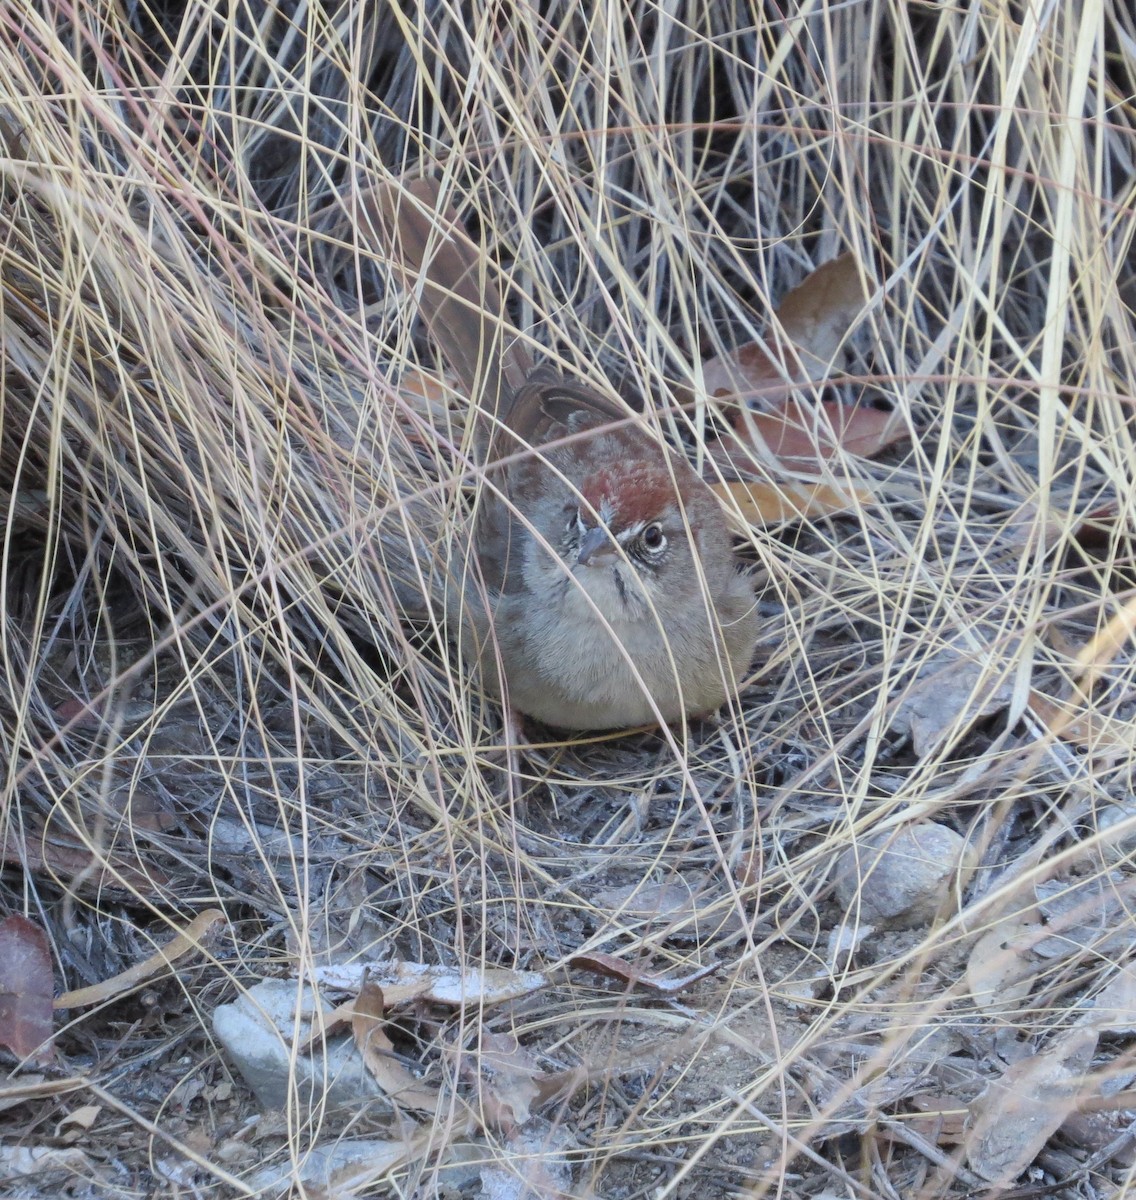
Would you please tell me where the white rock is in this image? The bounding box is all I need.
[212,979,390,1116]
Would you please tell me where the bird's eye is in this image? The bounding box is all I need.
[641,522,666,552]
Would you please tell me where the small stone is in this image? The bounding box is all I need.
[832,822,976,929]
[1097,800,1136,864]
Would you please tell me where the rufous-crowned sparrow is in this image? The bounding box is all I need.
[359,178,757,729]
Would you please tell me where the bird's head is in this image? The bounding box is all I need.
[566,463,692,585]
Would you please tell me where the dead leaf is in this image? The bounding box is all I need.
[309,960,546,1008]
[698,254,897,528]
[351,978,439,1113]
[891,637,1018,759]
[701,340,792,404]
[54,910,225,1009]
[55,1104,101,1143]
[1063,500,1121,549]
[472,1031,541,1131]
[2,825,171,898]
[567,952,719,996]
[532,1064,597,1108]
[712,477,876,526]
[967,1026,1097,1184]
[775,252,871,365]
[903,1093,968,1144]
[0,916,55,1062]
[726,398,903,466]
[1027,690,1136,758]
[701,252,870,399]
[966,907,1043,1012]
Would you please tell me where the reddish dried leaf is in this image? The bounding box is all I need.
[568,953,719,996]
[1069,500,1121,549]
[774,251,868,367]
[897,1093,968,1144]
[2,828,170,899]
[53,696,105,727]
[533,1064,596,1108]
[0,916,55,1062]
[730,398,904,465]
[701,252,869,400]
[701,340,791,402]
[567,952,636,986]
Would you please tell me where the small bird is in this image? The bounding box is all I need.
[359,178,757,730]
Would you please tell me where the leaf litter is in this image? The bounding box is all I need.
[2,4,1136,1199]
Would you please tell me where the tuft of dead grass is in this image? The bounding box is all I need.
[1,1,1134,1196]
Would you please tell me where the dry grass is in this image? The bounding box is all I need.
[1,0,1135,1196]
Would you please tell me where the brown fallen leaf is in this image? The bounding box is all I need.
[0,916,55,1063]
[2,826,172,899]
[567,952,719,996]
[532,1064,597,1109]
[54,1104,101,1143]
[1027,690,1136,758]
[774,251,870,368]
[901,1093,968,1144]
[713,477,877,526]
[966,1026,1097,1184]
[54,910,226,1009]
[701,339,793,404]
[701,251,870,399]
[726,398,904,466]
[699,253,900,527]
[351,978,439,1113]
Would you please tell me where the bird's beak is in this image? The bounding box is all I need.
[577,525,616,567]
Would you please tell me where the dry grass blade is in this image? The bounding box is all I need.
[1,0,1134,1197]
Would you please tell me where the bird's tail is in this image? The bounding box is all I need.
[353,177,534,452]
